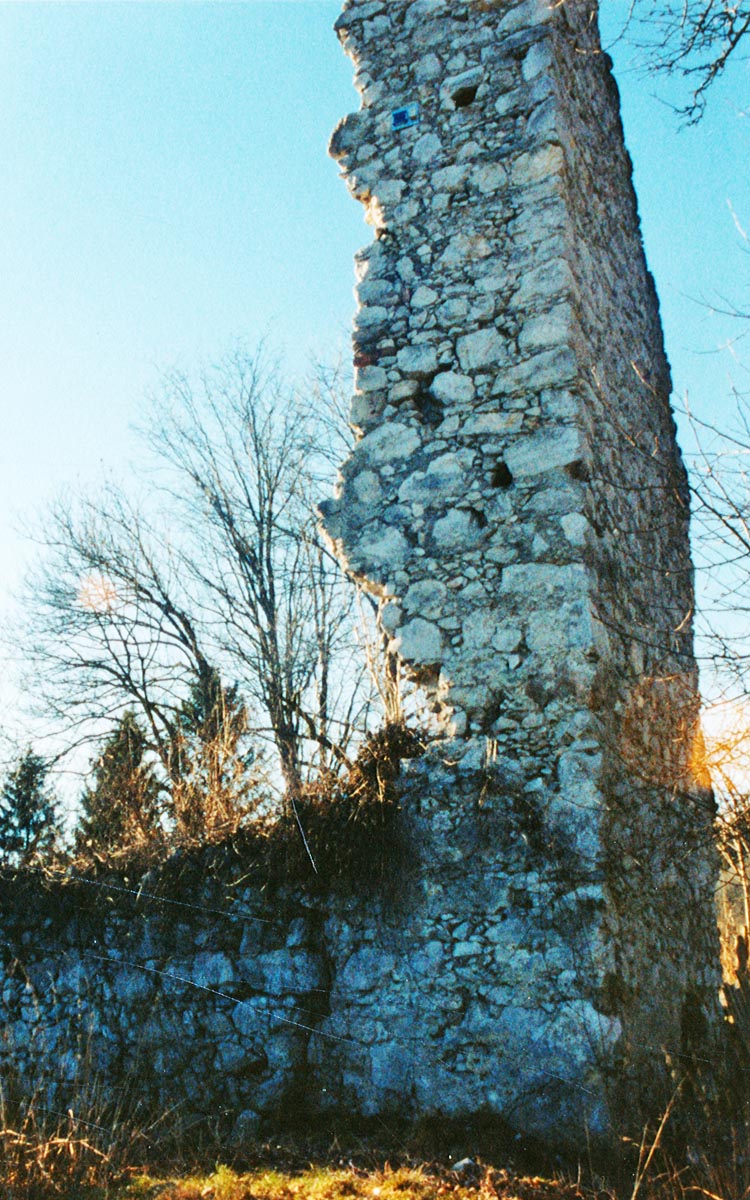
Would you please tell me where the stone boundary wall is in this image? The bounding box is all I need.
[0,823,622,1144]
[0,870,330,1144]
[0,733,717,1151]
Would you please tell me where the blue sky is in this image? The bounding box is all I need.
[0,0,747,750]
[599,7,749,424]
[0,1,359,585]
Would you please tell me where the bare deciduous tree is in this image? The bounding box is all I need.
[20,484,212,774]
[618,0,750,119]
[147,349,374,800]
[684,389,750,938]
[18,349,379,820]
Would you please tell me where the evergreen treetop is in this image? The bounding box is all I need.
[0,749,59,865]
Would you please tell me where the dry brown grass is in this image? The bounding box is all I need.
[0,1106,135,1198]
[3,1113,750,1200]
[0,1070,165,1199]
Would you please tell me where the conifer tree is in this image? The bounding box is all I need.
[169,668,260,842]
[75,711,162,858]
[0,750,59,865]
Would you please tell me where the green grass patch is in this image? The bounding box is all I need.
[114,1162,581,1200]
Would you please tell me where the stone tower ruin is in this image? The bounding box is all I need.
[0,0,723,1154]
[322,0,720,1138]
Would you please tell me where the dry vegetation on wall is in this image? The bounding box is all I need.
[194,721,418,887]
[0,722,423,904]
[286,721,424,882]
[147,720,423,890]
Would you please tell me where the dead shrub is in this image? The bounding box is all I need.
[283,722,424,885]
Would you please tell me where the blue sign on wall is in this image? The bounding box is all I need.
[392,102,420,132]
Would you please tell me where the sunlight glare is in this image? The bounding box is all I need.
[701,699,750,800]
[77,574,119,613]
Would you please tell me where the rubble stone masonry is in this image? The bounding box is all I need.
[0,0,721,1151]
[321,0,721,1135]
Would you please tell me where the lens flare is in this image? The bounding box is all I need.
[77,574,119,613]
